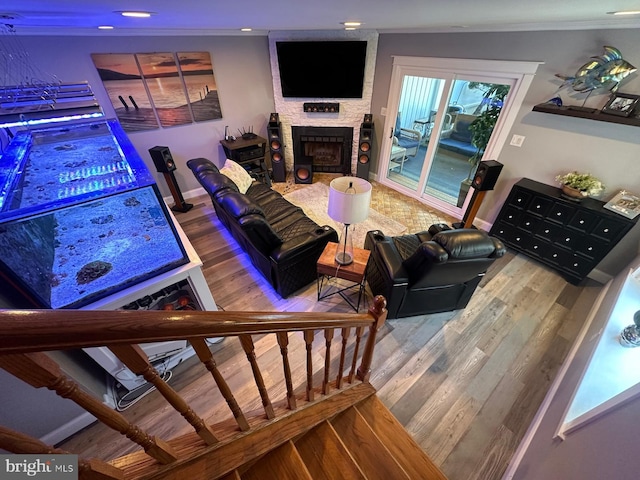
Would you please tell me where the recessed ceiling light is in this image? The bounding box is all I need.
[342,21,362,27]
[607,10,640,15]
[120,11,153,18]
[240,28,252,32]
[98,25,114,30]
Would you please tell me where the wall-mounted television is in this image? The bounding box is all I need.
[276,41,367,99]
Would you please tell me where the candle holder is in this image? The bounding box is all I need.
[619,310,640,347]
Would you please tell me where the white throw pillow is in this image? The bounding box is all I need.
[219,159,253,194]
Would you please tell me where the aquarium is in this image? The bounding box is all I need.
[0,118,188,308]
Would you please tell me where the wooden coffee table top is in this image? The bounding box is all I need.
[317,242,370,283]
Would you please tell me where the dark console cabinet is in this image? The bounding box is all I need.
[490,178,638,285]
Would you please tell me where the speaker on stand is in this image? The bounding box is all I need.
[267,113,286,183]
[148,145,193,213]
[453,160,503,229]
[356,114,374,179]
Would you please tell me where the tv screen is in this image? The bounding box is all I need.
[276,41,367,99]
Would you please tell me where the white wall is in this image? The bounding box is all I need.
[372,28,640,277]
[11,35,275,198]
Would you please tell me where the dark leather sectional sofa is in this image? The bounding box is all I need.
[187,158,338,298]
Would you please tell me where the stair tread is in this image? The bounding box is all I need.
[356,396,448,480]
[331,406,411,480]
[242,441,312,480]
[296,420,367,480]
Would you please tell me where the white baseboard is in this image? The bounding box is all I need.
[163,186,206,206]
[40,412,96,446]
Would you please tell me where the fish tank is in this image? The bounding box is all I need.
[0,118,189,309]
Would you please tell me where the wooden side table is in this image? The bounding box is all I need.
[317,242,370,312]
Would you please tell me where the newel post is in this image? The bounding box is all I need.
[356,295,388,382]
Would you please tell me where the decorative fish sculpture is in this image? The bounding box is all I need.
[555,46,636,93]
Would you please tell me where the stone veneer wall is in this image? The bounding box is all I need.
[268,30,378,175]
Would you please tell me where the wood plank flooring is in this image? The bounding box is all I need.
[59,174,602,480]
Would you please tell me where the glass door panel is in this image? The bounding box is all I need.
[384,75,448,193]
[423,79,511,207]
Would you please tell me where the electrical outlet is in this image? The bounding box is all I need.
[510,134,525,147]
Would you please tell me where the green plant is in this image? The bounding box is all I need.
[556,171,605,196]
[466,83,511,177]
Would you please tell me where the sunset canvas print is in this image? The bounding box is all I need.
[177,51,222,122]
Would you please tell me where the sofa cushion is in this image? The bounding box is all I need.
[197,171,239,199]
[449,119,474,144]
[220,159,253,194]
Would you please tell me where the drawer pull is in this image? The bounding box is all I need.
[587,246,593,251]
[574,262,579,267]
[517,198,522,202]
[508,215,513,219]
[516,237,521,241]
[556,212,562,216]
[525,221,530,226]
[533,245,538,249]
[544,229,550,234]
[553,253,558,258]
[565,237,571,242]
[535,205,541,209]
[580,220,585,224]
[499,230,504,234]
[603,228,609,233]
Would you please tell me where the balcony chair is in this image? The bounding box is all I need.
[364,226,506,319]
[393,112,422,158]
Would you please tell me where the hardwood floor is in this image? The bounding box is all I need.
[59,175,602,479]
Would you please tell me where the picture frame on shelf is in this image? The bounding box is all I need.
[601,93,639,117]
[604,190,640,219]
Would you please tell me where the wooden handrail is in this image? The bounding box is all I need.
[0,309,376,354]
[0,296,388,479]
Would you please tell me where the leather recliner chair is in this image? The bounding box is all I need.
[364,227,506,319]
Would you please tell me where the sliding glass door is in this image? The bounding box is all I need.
[380,57,540,218]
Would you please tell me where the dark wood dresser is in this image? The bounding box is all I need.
[490,178,638,284]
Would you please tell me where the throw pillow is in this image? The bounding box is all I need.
[219,159,253,194]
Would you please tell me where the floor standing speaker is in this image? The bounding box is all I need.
[356,117,374,179]
[267,122,286,183]
[472,160,503,191]
[294,164,313,184]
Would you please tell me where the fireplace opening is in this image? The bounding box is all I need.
[292,126,353,175]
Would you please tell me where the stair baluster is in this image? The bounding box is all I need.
[0,353,178,465]
[109,343,218,445]
[190,338,250,431]
[349,326,366,383]
[304,330,315,401]
[277,332,297,410]
[239,334,275,419]
[336,327,351,389]
[322,328,334,394]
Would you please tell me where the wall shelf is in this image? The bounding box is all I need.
[532,103,640,127]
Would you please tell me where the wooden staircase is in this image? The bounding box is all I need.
[0,297,447,480]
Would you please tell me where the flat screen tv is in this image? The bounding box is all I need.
[276,41,367,99]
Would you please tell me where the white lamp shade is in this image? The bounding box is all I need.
[327,177,372,224]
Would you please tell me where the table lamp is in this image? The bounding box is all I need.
[327,177,372,265]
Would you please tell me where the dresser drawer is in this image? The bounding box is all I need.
[548,202,577,225]
[519,214,540,233]
[526,195,553,216]
[567,209,598,232]
[575,236,610,259]
[591,217,627,242]
[501,206,523,226]
[508,188,533,209]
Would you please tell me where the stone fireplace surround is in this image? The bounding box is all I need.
[268,30,378,177]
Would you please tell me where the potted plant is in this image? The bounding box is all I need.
[456,83,510,207]
[556,171,605,199]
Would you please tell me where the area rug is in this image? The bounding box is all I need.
[284,182,408,247]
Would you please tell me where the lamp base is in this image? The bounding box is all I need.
[335,251,354,265]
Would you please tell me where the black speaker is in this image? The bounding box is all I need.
[362,113,373,127]
[356,123,374,179]
[268,122,286,183]
[268,112,279,125]
[294,164,313,184]
[149,146,176,173]
[472,160,503,191]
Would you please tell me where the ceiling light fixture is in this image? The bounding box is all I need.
[342,21,362,27]
[120,11,153,18]
[98,25,114,30]
[345,27,357,31]
[240,28,252,32]
[607,10,640,15]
